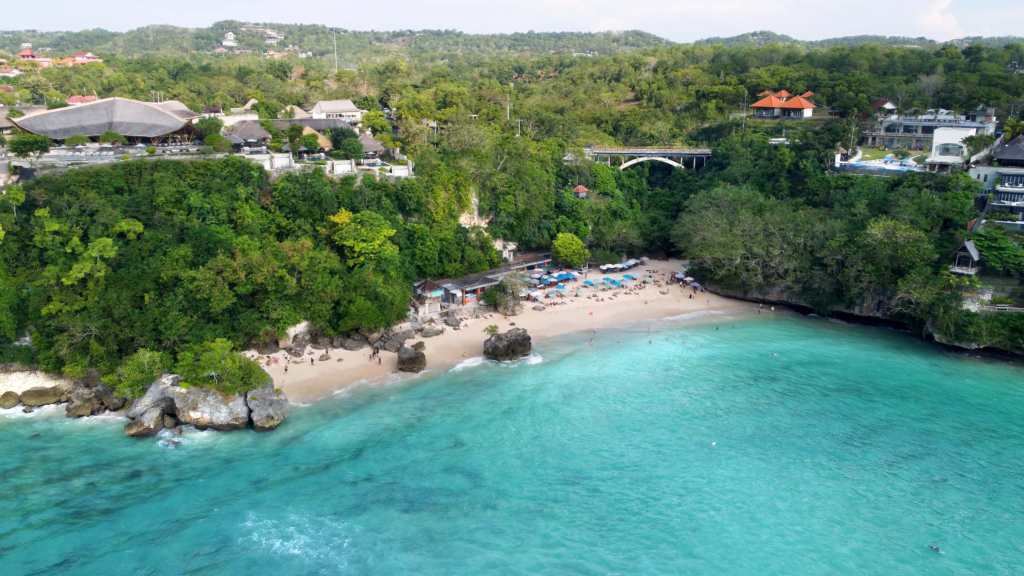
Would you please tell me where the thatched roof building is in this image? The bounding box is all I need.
[11,97,201,140]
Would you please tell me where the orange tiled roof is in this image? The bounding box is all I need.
[800,91,814,98]
[573,185,589,193]
[751,95,786,108]
[780,96,816,109]
[774,90,791,98]
[758,90,775,96]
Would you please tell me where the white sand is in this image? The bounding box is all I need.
[255,259,749,403]
[0,371,72,395]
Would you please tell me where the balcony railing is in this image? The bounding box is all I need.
[949,265,978,275]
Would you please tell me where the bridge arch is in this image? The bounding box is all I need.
[619,156,685,171]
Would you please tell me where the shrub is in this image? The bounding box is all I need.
[120,154,131,160]
[99,130,128,145]
[991,296,1015,305]
[64,134,91,147]
[146,146,155,155]
[200,145,216,155]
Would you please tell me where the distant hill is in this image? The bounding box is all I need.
[0,23,672,59]
[694,30,1024,50]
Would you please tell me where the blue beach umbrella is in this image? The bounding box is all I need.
[611,281,622,287]
[556,285,566,290]
[547,291,559,297]
[603,277,614,282]
[583,280,594,286]
[691,282,702,288]
[623,274,634,280]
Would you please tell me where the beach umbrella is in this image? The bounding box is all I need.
[531,273,542,279]
[642,276,653,282]
[603,277,614,282]
[547,291,559,297]
[623,274,634,280]
[684,277,694,282]
[583,280,594,286]
[611,281,622,287]
[621,280,632,286]
[691,282,702,288]
[575,290,585,296]
[527,278,540,285]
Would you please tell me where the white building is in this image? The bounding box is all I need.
[222,32,238,48]
[924,127,975,173]
[308,99,367,122]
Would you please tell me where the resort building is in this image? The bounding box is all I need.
[950,240,981,275]
[222,32,238,48]
[923,127,975,173]
[10,97,202,143]
[860,107,997,150]
[572,185,589,199]
[750,91,816,119]
[308,99,367,122]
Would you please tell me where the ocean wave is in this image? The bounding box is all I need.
[156,425,220,449]
[451,352,543,373]
[0,403,66,420]
[451,356,487,372]
[239,512,352,563]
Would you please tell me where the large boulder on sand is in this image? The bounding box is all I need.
[167,386,250,431]
[397,345,426,373]
[444,314,461,328]
[125,408,164,437]
[383,330,413,353]
[65,387,105,418]
[483,328,532,362]
[20,386,63,407]
[0,391,19,409]
[421,325,443,338]
[246,383,290,432]
[125,374,180,419]
[342,336,367,351]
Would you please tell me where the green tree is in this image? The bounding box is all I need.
[9,134,51,165]
[64,134,91,147]
[194,116,224,139]
[338,137,365,160]
[325,208,398,266]
[362,110,391,136]
[204,133,232,153]
[328,126,358,149]
[551,232,590,268]
[174,339,269,395]
[99,130,127,145]
[103,349,171,398]
[302,133,321,151]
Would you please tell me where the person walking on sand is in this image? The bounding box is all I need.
[284,364,288,373]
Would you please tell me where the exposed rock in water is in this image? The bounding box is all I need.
[483,328,532,361]
[20,386,63,407]
[66,387,104,418]
[0,391,19,409]
[168,386,251,431]
[125,374,180,419]
[246,383,290,432]
[412,341,425,351]
[125,408,164,437]
[397,345,426,373]
[162,414,177,429]
[421,325,443,338]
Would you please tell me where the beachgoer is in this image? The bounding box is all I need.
[284,365,288,373]
[311,358,315,366]
[378,357,381,365]
[771,306,775,311]
[590,339,593,346]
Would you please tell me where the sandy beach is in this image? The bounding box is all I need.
[261,259,749,403]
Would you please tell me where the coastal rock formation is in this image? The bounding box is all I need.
[383,330,413,353]
[0,391,19,409]
[532,304,546,311]
[397,345,426,373]
[93,382,126,412]
[66,387,104,418]
[412,341,425,351]
[20,386,63,407]
[168,386,251,431]
[342,336,367,351]
[125,408,164,437]
[246,383,290,432]
[444,314,461,328]
[483,328,532,361]
[125,374,180,419]
[319,352,331,362]
[421,325,443,338]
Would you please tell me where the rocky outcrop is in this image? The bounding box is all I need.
[532,304,546,311]
[0,391,19,409]
[246,383,290,432]
[397,345,426,373]
[66,387,104,418]
[342,336,367,351]
[444,314,461,327]
[125,408,164,437]
[20,386,63,407]
[483,328,532,361]
[412,341,425,351]
[382,330,413,353]
[125,374,180,419]
[318,352,331,362]
[92,382,126,412]
[421,325,443,338]
[168,386,251,431]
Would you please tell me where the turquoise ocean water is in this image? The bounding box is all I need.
[3,312,1024,574]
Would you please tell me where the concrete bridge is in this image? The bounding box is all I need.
[584,146,712,170]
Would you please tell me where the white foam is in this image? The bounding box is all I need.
[239,512,352,562]
[0,403,65,419]
[451,356,487,372]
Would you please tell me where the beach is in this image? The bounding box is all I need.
[263,259,748,403]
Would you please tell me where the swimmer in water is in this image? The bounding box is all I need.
[928,545,941,553]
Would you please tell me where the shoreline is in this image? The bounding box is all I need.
[262,259,749,403]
